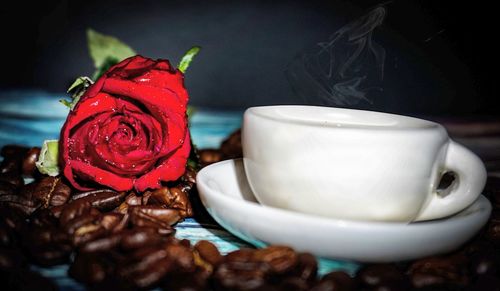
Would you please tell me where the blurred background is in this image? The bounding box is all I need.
[0,0,495,115]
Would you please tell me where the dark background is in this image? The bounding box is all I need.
[0,0,495,116]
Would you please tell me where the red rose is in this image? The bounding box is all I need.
[60,55,191,192]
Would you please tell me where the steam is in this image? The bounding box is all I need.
[286,6,386,107]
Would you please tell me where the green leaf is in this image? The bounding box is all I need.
[92,56,120,81]
[186,106,196,119]
[59,99,72,109]
[60,76,94,110]
[87,28,136,69]
[67,76,93,93]
[35,140,60,176]
[178,46,201,73]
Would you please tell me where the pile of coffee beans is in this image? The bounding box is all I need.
[1,128,499,290]
[0,145,195,290]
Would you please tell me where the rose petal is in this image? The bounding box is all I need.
[127,110,163,152]
[102,78,185,113]
[63,161,94,191]
[161,109,187,154]
[67,111,156,177]
[133,68,188,107]
[65,93,119,131]
[79,75,107,102]
[115,96,146,114]
[102,78,187,154]
[70,160,134,191]
[134,130,191,192]
[106,55,157,79]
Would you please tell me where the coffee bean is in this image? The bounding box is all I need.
[213,260,272,291]
[485,211,500,245]
[71,219,108,247]
[124,192,143,206]
[182,167,197,185]
[279,277,310,291]
[116,245,173,287]
[148,187,193,218]
[1,145,29,159]
[226,248,257,263]
[22,177,71,208]
[147,188,174,206]
[0,191,39,216]
[372,279,413,291]
[253,245,298,274]
[0,205,25,231]
[63,211,101,235]
[0,181,17,197]
[220,128,243,159]
[128,208,175,236]
[165,243,195,272]
[116,202,130,214]
[80,232,123,253]
[0,248,27,270]
[29,209,56,227]
[293,253,318,283]
[72,189,125,211]
[358,264,405,287]
[163,269,209,291]
[129,205,181,226]
[28,244,72,266]
[59,199,92,226]
[99,212,124,231]
[22,147,41,177]
[49,179,72,207]
[0,145,28,175]
[0,159,20,175]
[198,149,222,166]
[0,174,24,189]
[321,271,357,291]
[411,272,451,289]
[464,239,495,256]
[408,255,469,287]
[115,193,141,214]
[22,225,70,246]
[0,192,38,208]
[180,238,192,248]
[0,225,13,247]
[171,187,193,217]
[195,240,223,267]
[69,252,114,284]
[310,279,340,291]
[130,257,175,289]
[125,229,164,250]
[61,206,100,231]
[469,249,499,276]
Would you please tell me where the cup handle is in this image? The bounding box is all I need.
[414,140,487,221]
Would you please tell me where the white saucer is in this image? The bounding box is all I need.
[196,159,491,263]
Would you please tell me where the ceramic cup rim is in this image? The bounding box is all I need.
[245,105,441,131]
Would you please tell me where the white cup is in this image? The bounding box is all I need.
[242,105,487,222]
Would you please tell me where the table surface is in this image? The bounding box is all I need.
[0,90,359,290]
